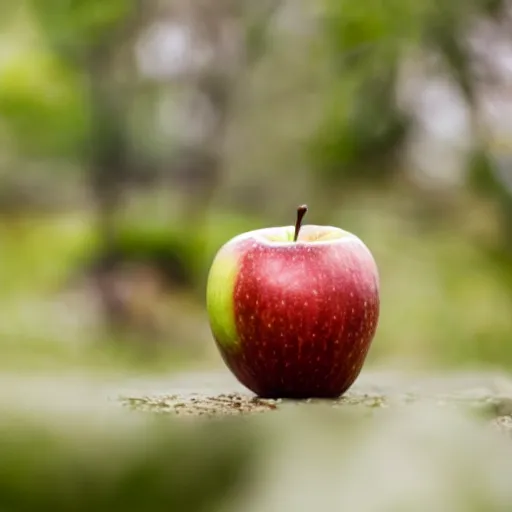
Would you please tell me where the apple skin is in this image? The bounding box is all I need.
[206,224,380,399]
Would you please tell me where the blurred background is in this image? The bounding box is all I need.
[3,2,512,511]
[1,0,512,377]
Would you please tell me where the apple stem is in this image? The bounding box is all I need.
[293,204,308,242]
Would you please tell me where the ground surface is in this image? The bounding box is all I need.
[4,368,512,512]
[2,369,512,430]
[113,370,512,433]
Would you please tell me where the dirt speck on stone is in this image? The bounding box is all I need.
[491,416,512,437]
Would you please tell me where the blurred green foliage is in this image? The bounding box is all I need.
[0,51,86,156]
[0,0,511,373]
[310,0,416,182]
[29,0,133,46]
[0,406,254,512]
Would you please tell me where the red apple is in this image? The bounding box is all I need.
[206,206,380,399]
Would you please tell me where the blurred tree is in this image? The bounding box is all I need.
[0,0,284,339]
[3,0,512,345]
[310,0,507,189]
[24,0,150,332]
[309,0,416,186]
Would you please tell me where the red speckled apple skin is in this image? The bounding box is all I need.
[216,236,380,399]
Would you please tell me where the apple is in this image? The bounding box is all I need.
[206,205,380,399]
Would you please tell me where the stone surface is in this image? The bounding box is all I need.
[0,369,512,511]
[0,368,511,427]
[119,369,512,428]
